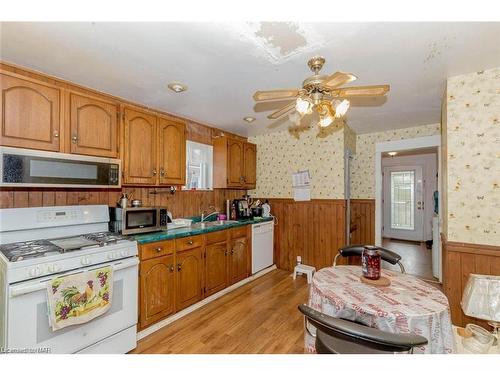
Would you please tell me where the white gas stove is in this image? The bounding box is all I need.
[0,205,139,354]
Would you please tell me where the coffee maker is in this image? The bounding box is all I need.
[233,199,253,220]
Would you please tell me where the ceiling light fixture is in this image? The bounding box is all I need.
[388,151,398,157]
[243,116,256,123]
[296,97,313,115]
[333,99,350,118]
[168,82,187,93]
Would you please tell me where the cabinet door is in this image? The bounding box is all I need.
[229,237,248,285]
[69,93,118,157]
[205,241,228,297]
[243,142,257,188]
[227,139,244,187]
[0,73,61,151]
[139,255,175,329]
[123,108,157,185]
[158,118,186,185]
[176,247,203,310]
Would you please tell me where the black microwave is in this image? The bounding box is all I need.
[109,207,168,235]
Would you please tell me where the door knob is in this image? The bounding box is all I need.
[152,169,157,176]
[53,130,59,138]
[72,135,78,143]
[169,265,174,272]
[187,240,193,245]
[177,263,182,271]
[160,168,165,177]
[155,247,162,252]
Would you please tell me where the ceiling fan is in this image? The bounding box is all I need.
[253,56,390,131]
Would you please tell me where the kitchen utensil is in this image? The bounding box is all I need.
[131,199,142,207]
[117,193,130,208]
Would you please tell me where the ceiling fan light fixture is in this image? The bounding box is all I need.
[296,97,312,115]
[333,99,350,118]
[317,101,334,127]
[318,115,334,128]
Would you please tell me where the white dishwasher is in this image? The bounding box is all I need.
[252,221,274,274]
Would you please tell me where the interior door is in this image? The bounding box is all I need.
[158,117,186,185]
[383,165,424,241]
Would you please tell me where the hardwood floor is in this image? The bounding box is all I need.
[382,238,436,281]
[131,269,310,354]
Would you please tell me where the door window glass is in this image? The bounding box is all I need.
[390,171,414,230]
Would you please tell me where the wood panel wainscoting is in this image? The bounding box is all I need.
[349,199,375,246]
[262,198,347,272]
[0,188,245,218]
[442,235,500,329]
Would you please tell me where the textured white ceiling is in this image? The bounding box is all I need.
[1,22,500,136]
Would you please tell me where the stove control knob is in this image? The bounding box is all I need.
[107,252,116,260]
[47,264,60,273]
[29,267,41,277]
[81,256,91,266]
[120,250,129,257]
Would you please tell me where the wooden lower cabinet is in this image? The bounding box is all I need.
[139,254,175,330]
[205,241,228,296]
[176,247,203,311]
[229,236,248,284]
[138,228,251,331]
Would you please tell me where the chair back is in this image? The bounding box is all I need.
[298,304,427,354]
[333,245,406,273]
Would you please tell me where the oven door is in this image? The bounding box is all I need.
[122,208,160,235]
[7,257,138,354]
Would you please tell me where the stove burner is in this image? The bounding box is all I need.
[0,232,132,262]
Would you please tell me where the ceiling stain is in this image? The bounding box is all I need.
[255,22,308,56]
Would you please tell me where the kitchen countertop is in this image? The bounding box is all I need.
[133,217,274,244]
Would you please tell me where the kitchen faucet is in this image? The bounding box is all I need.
[201,206,219,222]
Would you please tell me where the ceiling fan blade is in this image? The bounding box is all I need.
[267,102,296,120]
[253,89,299,102]
[333,85,390,97]
[323,72,357,88]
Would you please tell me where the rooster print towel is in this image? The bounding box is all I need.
[47,266,113,331]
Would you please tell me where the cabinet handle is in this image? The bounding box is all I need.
[230,249,234,255]
[224,251,228,256]
[53,131,59,138]
[155,247,162,252]
[187,240,193,245]
[177,263,182,271]
[169,265,174,272]
[152,169,157,176]
[72,135,78,143]
[160,168,165,177]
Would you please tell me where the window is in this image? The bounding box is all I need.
[390,170,414,230]
[183,141,213,190]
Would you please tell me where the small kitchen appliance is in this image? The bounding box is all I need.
[109,206,169,235]
[0,205,139,354]
[233,199,252,220]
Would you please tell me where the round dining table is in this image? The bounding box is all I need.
[305,266,455,354]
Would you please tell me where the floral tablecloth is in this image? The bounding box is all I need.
[305,266,454,354]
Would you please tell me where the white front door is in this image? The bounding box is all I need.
[383,165,424,241]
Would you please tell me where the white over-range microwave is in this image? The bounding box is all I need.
[0,146,121,188]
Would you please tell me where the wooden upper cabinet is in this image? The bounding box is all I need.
[205,242,228,297]
[227,139,244,187]
[158,117,186,185]
[68,93,118,158]
[0,73,61,151]
[176,247,203,311]
[243,142,257,188]
[123,107,157,185]
[214,137,256,189]
[139,254,175,330]
[229,236,248,285]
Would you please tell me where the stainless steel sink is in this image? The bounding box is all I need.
[190,220,239,229]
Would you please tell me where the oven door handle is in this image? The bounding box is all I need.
[10,257,139,298]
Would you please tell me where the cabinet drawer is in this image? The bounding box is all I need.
[176,235,203,251]
[205,229,228,245]
[140,240,175,260]
[231,226,247,239]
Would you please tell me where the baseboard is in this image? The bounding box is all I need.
[136,264,278,341]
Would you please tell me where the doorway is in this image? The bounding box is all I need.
[375,135,441,281]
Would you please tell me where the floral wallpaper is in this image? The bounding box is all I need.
[248,124,345,199]
[344,124,357,154]
[350,123,442,199]
[445,67,500,246]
